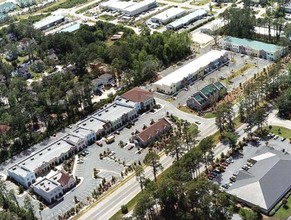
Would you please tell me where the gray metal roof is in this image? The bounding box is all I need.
[227,147,291,213]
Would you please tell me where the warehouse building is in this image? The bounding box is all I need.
[219,36,285,61]
[167,9,207,30]
[100,0,156,16]
[153,50,229,95]
[33,15,65,31]
[151,7,186,24]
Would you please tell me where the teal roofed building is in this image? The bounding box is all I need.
[219,36,285,61]
[0,13,8,23]
[0,2,16,13]
[17,0,36,8]
[187,81,227,111]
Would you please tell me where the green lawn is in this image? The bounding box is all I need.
[264,126,291,139]
[178,105,197,115]
[191,0,210,6]
[99,14,115,21]
[271,196,291,220]
[204,112,216,118]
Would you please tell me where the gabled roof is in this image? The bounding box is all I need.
[120,87,153,103]
[57,171,72,186]
[137,118,171,143]
[227,147,291,213]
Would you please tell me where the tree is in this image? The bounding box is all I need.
[253,107,267,133]
[24,195,34,215]
[198,137,214,168]
[144,151,163,183]
[135,165,145,192]
[239,208,259,220]
[225,132,238,151]
[134,192,155,219]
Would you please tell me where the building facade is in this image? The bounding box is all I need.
[133,118,171,147]
[153,50,229,94]
[219,36,285,61]
[8,165,36,188]
[187,82,227,111]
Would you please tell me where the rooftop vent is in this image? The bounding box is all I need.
[48,148,51,151]
[39,153,42,156]
[83,123,86,126]
[113,104,117,107]
[57,142,61,145]
[31,158,34,161]
[53,176,57,180]
[90,119,93,122]
[98,113,102,116]
[105,109,108,112]
[40,182,44,186]
[126,100,129,103]
[12,167,16,170]
[22,163,25,165]
[45,187,49,191]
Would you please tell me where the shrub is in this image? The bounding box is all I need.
[121,205,128,214]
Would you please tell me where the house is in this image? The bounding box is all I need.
[133,118,171,147]
[99,73,114,86]
[32,178,63,204]
[91,78,104,94]
[153,50,229,94]
[89,62,109,75]
[8,165,36,188]
[11,66,32,79]
[227,147,291,214]
[187,82,227,111]
[118,87,156,112]
[219,36,285,61]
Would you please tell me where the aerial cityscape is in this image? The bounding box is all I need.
[0,0,291,219]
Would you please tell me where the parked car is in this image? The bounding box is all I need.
[274,135,279,140]
[281,137,286,142]
[229,176,236,182]
[128,145,134,150]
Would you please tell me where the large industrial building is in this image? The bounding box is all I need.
[219,36,285,61]
[151,7,186,24]
[100,0,156,16]
[33,15,65,31]
[152,50,229,94]
[227,147,291,214]
[166,9,207,30]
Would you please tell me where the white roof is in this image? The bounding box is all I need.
[200,18,225,32]
[33,15,64,29]
[93,103,134,122]
[254,27,279,37]
[124,0,155,13]
[154,50,227,87]
[152,7,185,21]
[252,152,276,162]
[9,165,32,177]
[20,139,73,171]
[77,118,105,133]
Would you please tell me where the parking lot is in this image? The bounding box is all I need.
[210,136,291,189]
